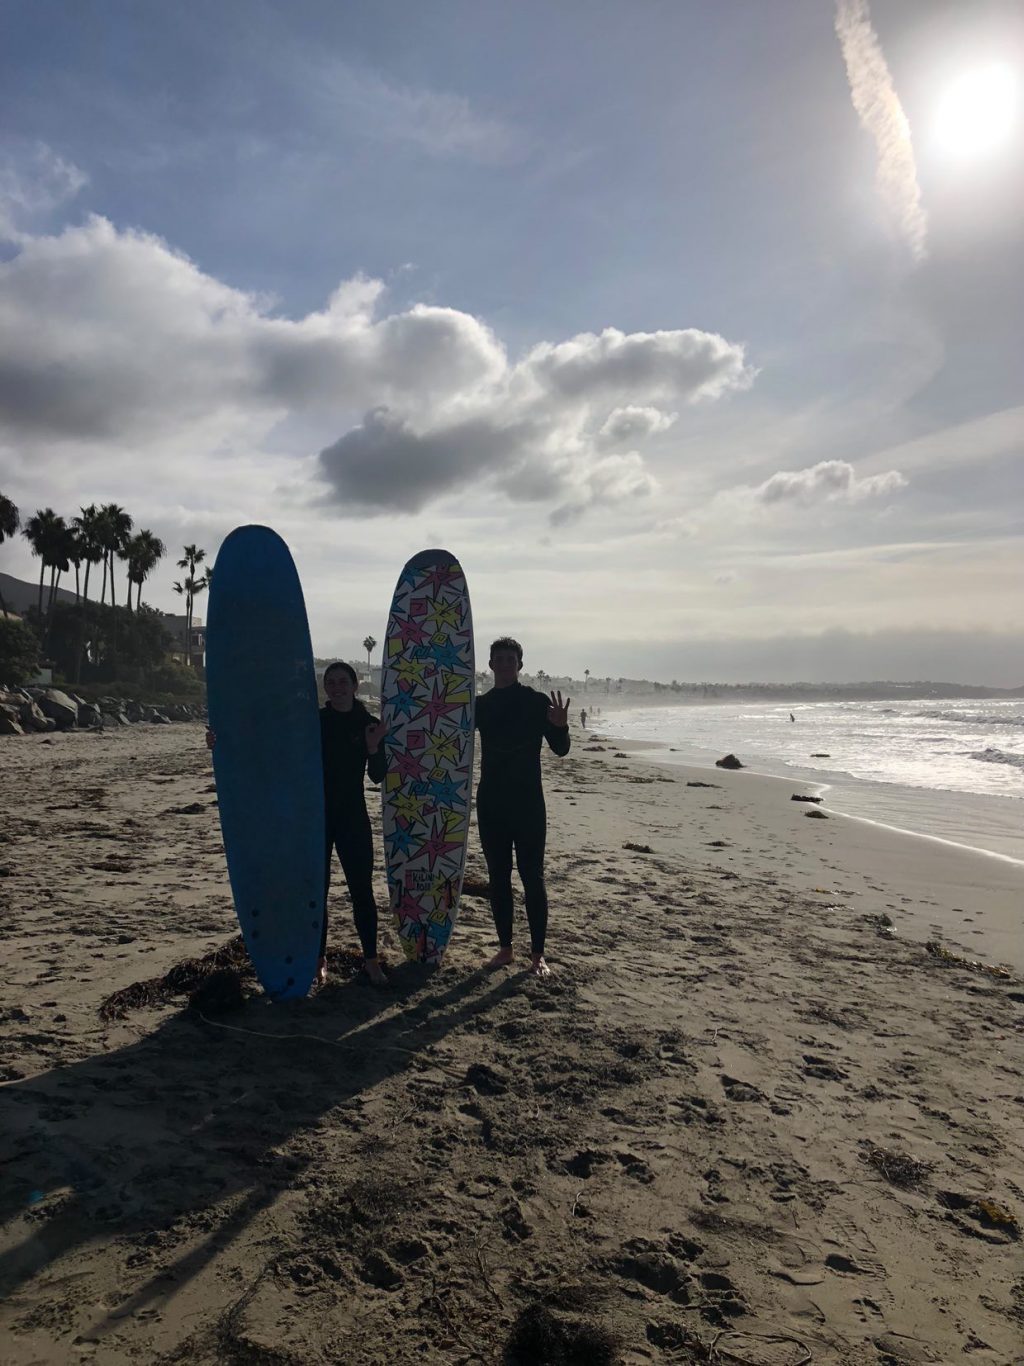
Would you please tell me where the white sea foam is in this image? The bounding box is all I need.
[592,696,1024,862]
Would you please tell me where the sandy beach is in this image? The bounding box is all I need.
[1,723,1022,1364]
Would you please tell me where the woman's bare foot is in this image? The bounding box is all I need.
[487,947,514,969]
[315,957,328,987]
[530,954,551,978]
[363,958,388,987]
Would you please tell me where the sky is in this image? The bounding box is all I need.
[1,0,1022,685]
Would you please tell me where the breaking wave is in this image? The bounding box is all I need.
[970,747,1024,770]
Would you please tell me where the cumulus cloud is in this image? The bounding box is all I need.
[835,0,927,261]
[318,408,538,513]
[522,328,751,406]
[549,453,660,527]
[752,459,907,506]
[319,325,749,518]
[0,211,752,523]
[597,405,677,448]
[0,217,505,442]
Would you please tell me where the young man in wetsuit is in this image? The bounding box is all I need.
[474,637,570,978]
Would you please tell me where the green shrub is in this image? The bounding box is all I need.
[0,618,41,686]
[144,662,205,696]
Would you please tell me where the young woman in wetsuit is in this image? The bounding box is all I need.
[318,661,387,986]
[206,660,388,989]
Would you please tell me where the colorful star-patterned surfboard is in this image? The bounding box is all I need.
[381,549,474,965]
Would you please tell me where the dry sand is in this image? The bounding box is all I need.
[1,724,1022,1365]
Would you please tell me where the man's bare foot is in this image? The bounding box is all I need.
[487,947,514,969]
[363,958,388,987]
[530,954,551,978]
[315,956,328,987]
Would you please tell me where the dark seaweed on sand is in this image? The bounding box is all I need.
[859,1140,934,1189]
[97,936,365,1019]
[98,935,253,1019]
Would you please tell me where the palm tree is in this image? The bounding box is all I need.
[584,668,590,692]
[66,527,85,602]
[22,508,67,617]
[98,503,133,608]
[175,545,208,668]
[73,505,106,602]
[363,634,377,677]
[126,530,166,612]
[0,492,20,617]
[46,524,75,615]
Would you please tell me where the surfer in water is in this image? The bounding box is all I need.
[474,637,570,978]
[206,660,387,988]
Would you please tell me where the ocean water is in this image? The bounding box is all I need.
[590,697,1024,864]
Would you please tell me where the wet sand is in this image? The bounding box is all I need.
[1,724,1022,1363]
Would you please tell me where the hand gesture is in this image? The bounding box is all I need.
[547,691,570,728]
[365,719,387,755]
[205,728,216,751]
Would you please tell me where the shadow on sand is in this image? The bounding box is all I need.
[0,955,529,1315]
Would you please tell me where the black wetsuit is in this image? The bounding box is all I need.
[320,702,386,959]
[474,684,570,955]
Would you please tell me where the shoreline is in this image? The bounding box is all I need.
[595,735,1024,971]
[599,722,1024,866]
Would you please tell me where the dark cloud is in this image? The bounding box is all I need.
[317,407,533,513]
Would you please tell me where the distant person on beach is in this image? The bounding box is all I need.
[206,660,388,988]
[580,707,587,729]
[475,636,570,978]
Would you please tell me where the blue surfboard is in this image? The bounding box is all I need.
[206,525,324,1000]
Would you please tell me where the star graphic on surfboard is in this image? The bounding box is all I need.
[393,791,430,823]
[424,598,460,631]
[422,726,462,765]
[413,680,465,727]
[391,749,429,782]
[387,823,420,858]
[417,562,463,596]
[414,816,464,871]
[422,638,466,671]
[384,681,419,719]
[426,774,467,810]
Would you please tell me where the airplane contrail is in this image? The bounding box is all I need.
[835,0,928,262]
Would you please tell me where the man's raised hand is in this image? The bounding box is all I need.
[547,691,570,728]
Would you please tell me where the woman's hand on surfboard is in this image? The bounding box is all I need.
[547,692,570,728]
[365,719,387,754]
[205,728,216,750]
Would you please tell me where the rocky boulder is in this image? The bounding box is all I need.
[0,704,24,735]
[77,703,102,728]
[164,702,200,721]
[35,688,79,729]
[715,753,744,770]
[19,699,54,732]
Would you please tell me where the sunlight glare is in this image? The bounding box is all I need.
[933,64,1018,161]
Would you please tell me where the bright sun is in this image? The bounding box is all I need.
[933,64,1018,161]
